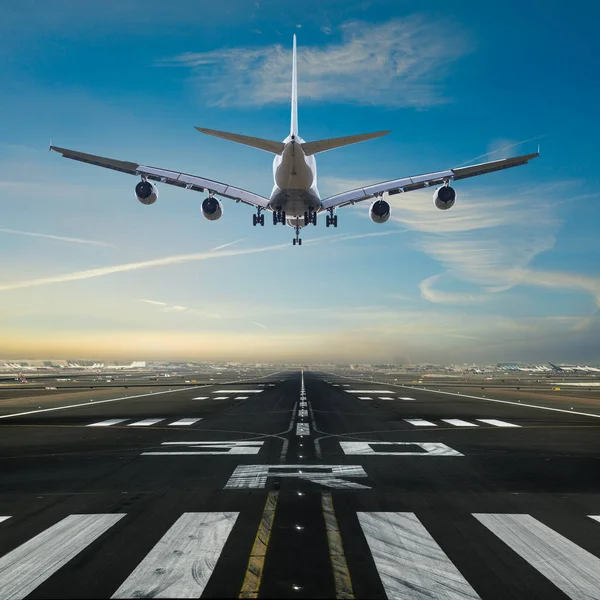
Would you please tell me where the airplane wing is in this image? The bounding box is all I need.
[50,146,270,209]
[320,152,539,210]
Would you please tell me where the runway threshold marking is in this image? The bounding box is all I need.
[475,513,600,600]
[340,441,463,457]
[0,516,10,523]
[0,386,205,420]
[239,491,279,599]
[87,419,127,427]
[476,419,521,428]
[404,419,437,427]
[168,418,201,426]
[441,419,478,427]
[357,512,480,600]
[112,512,238,599]
[322,493,355,599]
[0,514,125,600]
[127,418,163,427]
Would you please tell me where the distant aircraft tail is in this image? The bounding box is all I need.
[291,34,298,137]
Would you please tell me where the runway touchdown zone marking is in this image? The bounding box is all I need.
[87,418,203,428]
[340,441,463,457]
[142,441,264,456]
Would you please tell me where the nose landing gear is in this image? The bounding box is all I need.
[292,224,302,246]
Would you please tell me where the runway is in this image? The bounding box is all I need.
[1,370,600,599]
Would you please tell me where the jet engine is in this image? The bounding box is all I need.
[433,185,456,210]
[135,181,158,205]
[369,199,391,223]
[202,197,223,221]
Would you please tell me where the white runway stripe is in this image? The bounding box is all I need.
[347,390,395,394]
[474,513,600,600]
[442,419,478,427]
[0,513,124,600]
[589,515,600,524]
[213,397,228,400]
[192,397,208,400]
[87,419,127,427]
[127,419,163,427]
[168,418,201,426]
[234,396,249,400]
[358,512,480,600]
[0,517,10,524]
[358,397,372,400]
[111,512,238,599]
[400,397,416,401]
[296,423,310,435]
[213,390,262,393]
[405,419,437,427]
[476,419,521,428]
[379,397,394,400]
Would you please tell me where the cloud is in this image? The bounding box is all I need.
[138,299,167,306]
[0,228,114,247]
[159,16,470,108]
[252,321,268,329]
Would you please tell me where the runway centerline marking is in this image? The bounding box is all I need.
[112,512,238,599]
[296,423,310,436]
[475,513,600,600]
[358,512,480,600]
[0,386,206,420]
[0,514,125,600]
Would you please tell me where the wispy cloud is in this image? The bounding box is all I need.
[138,299,167,306]
[159,16,471,108]
[0,228,114,247]
[252,321,268,329]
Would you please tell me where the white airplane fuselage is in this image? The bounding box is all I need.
[268,135,322,227]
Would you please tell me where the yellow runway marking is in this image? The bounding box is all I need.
[239,490,279,599]
[322,492,355,599]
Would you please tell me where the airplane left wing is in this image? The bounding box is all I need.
[50,146,270,209]
[320,151,539,210]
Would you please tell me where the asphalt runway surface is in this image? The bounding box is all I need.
[1,371,600,599]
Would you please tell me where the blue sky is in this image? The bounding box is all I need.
[0,0,599,363]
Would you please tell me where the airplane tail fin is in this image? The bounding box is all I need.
[291,34,298,137]
[301,130,391,156]
[195,127,284,155]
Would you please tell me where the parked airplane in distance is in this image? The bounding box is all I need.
[51,35,539,246]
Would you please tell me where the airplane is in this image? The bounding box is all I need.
[50,35,539,247]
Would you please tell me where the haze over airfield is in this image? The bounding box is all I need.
[0,0,599,363]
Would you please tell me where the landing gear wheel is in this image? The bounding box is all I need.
[273,211,278,225]
[293,238,297,246]
[326,215,331,228]
[259,214,265,226]
[298,238,302,246]
[311,212,317,226]
[281,210,286,224]
[304,211,309,226]
[252,214,257,226]
[333,215,338,228]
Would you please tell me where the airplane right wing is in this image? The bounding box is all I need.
[50,146,271,209]
[320,152,540,210]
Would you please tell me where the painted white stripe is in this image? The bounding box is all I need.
[399,384,600,419]
[476,419,521,428]
[192,396,209,400]
[87,419,127,427]
[0,386,205,420]
[379,397,394,400]
[347,390,395,394]
[127,419,164,427]
[298,409,308,417]
[0,514,124,600]
[168,418,201,426]
[358,512,480,600]
[213,390,263,393]
[405,419,437,427]
[341,442,463,457]
[358,396,372,400]
[296,423,310,435]
[213,396,228,400]
[234,396,249,400]
[400,397,416,401]
[112,512,238,599]
[0,517,10,524]
[589,516,600,524]
[442,419,478,427]
[475,513,600,600]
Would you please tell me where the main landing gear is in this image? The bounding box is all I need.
[325,208,338,228]
[252,207,265,226]
[303,209,317,226]
[273,209,286,225]
[292,224,302,246]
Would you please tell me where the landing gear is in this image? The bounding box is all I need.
[325,209,338,228]
[293,224,302,246]
[272,210,286,225]
[252,207,265,227]
[304,209,317,226]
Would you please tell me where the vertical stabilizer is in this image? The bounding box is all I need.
[290,34,298,137]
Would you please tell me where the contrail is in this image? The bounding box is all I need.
[0,228,114,247]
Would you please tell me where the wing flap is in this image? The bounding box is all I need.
[50,146,270,208]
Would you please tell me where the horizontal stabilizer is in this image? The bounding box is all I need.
[195,127,284,155]
[301,130,391,156]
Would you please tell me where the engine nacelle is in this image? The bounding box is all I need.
[433,185,456,210]
[135,181,158,205]
[369,199,391,223]
[202,197,223,221]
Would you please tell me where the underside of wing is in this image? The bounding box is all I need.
[50,146,270,209]
[321,151,539,210]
